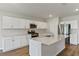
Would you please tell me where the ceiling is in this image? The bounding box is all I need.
[0,3,79,20]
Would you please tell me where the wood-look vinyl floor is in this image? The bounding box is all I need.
[0,44,79,56]
[0,47,29,56]
[58,44,79,56]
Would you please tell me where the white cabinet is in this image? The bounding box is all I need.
[2,35,28,52]
[2,16,30,29]
[3,37,19,52]
[14,36,28,47]
[30,20,47,29]
[3,37,13,52]
[20,36,28,47]
[2,16,14,29]
[37,22,47,29]
[13,19,30,29]
[12,18,25,29]
[25,20,30,29]
[13,37,21,49]
[2,16,47,29]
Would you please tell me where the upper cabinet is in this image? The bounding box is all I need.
[2,16,30,29]
[25,20,30,29]
[2,16,14,29]
[36,21,47,29]
[2,16,48,29]
[30,20,48,29]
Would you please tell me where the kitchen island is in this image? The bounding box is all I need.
[29,36,65,56]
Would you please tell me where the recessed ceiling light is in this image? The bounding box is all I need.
[49,14,53,17]
[75,8,79,11]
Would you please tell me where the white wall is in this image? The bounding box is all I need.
[61,15,79,21]
[47,17,59,37]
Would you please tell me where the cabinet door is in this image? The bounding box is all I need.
[19,19,26,28]
[2,16,14,29]
[3,37,13,52]
[14,19,30,29]
[13,36,21,49]
[14,36,28,48]
[25,20,30,29]
[37,21,47,29]
[13,38,21,49]
[12,18,26,29]
[20,36,28,47]
[40,22,47,29]
[2,16,29,29]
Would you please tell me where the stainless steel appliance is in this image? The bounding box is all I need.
[58,24,71,35]
[30,24,37,28]
[58,24,71,44]
[28,23,39,38]
[28,30,39,38]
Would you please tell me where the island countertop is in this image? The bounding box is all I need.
[32,35,64,45]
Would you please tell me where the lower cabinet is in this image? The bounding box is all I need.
[2,36,28,52]
[3,37,13,52]
[14,36,28,47]
[20,36,27,47]
[13,37,21,49]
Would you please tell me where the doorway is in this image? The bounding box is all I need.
[64,24,71,45]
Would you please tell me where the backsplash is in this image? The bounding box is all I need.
[35,29,53,37]
[35,29,48,34]
[1,29,28,36]
[1,29,50,37]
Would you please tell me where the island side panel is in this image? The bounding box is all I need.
[42,39,65,56]
[29,39,42,56]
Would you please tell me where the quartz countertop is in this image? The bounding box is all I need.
[32,35,64,45]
